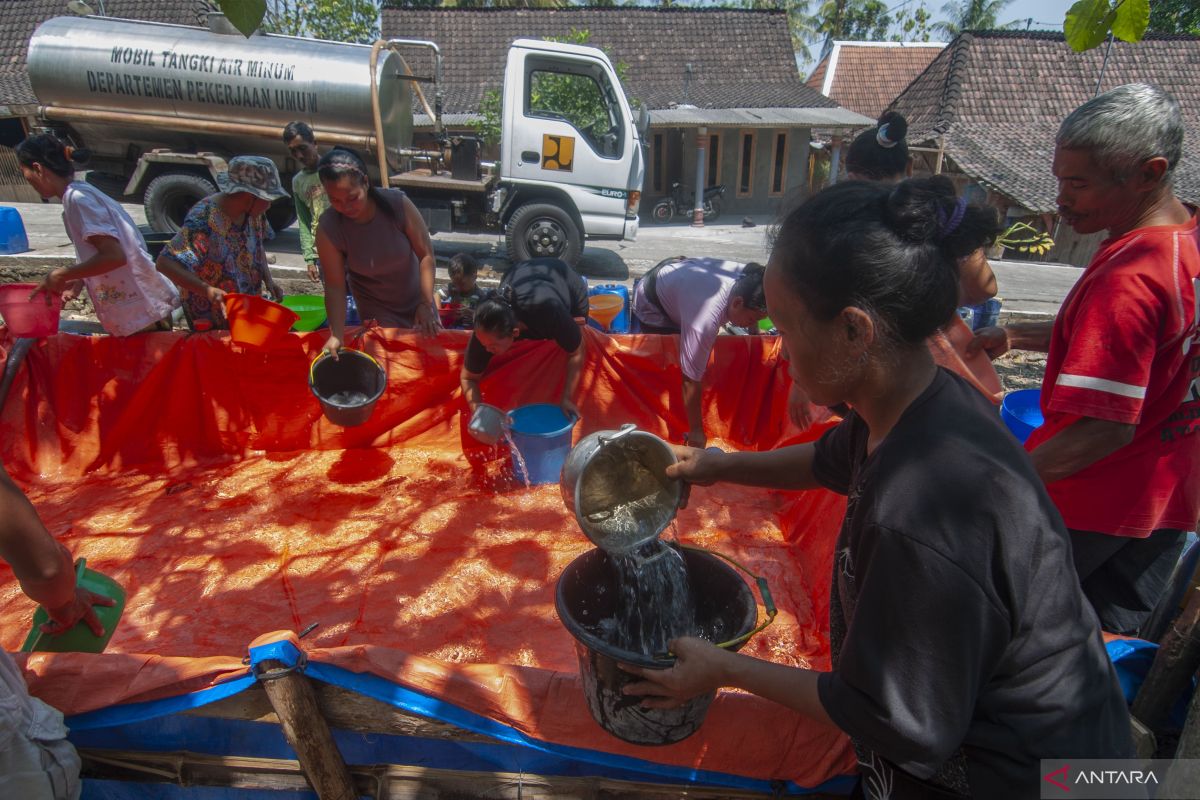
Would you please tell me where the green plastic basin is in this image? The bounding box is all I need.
[281,295,327,332]
[21,559,126,654]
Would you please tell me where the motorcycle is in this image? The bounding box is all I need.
[651,182,725,223]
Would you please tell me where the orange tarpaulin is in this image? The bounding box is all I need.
[0,326,855,787]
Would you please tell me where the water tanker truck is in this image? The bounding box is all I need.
[24,14,646,265]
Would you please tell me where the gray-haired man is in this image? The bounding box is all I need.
[971,83,1199,635]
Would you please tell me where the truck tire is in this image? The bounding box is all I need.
[506,202,582,266]
[265,197,297,233]
[144,173,216,234]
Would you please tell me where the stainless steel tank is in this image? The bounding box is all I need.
[27,16,413,162]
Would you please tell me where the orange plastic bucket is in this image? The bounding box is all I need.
[223,293,299,348]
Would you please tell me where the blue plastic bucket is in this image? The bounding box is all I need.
[1000,388,1043,443]
[0,207,30,255]
[587,285,630,333]
[507,403,577,484]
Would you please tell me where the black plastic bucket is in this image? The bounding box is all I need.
[308,350,386,427]
[555,546,758,745]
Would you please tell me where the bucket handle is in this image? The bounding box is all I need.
[308,347,384,385]
[597,423,636,448]
[679,544,777,651]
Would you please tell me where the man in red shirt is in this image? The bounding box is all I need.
[972,83,1199,635]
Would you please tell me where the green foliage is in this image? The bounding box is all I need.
[216,0,267,37]
[1109,0,1149,41]
[306,0,381,42]
[932,0,1016,39]
[891,2,934,41]
[1063,0,1149,52]
[259,0,381,43]
[471,88,503,147]
[1148,0,1200,34]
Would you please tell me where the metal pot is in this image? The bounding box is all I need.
[467,403,508,446]
[560,424,682,554]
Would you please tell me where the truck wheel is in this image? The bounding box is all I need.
[144,173,216,234]
[506,202,582,266]
[265,198,297,233]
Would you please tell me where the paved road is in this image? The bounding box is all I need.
[0,200,1080,316]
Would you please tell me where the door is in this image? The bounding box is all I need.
[501,42,637,237]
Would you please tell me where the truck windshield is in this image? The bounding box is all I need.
[528,68,623,159]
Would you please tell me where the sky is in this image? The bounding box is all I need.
[963,0,1076,32]
[794,0,1078,74]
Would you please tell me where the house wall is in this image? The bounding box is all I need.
[652,126,811,219]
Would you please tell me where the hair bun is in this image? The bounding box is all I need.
[875,111,908,147]
[65,146,91,166]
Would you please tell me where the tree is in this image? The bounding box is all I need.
[1147,0,1199,34]
[214,0,381,41]
[931,0,1016,39]
[891,1,933,41]
[305,0,381,42]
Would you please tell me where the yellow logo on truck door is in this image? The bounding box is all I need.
[542,134,575,171]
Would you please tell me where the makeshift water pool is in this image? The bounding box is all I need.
[0,327,857,796]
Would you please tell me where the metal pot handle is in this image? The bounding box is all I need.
[597,423,637,448]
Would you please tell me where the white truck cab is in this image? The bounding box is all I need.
[498,39,643,264]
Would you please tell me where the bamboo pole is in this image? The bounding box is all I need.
[1162,685,1200,795]
[257,659,355,800]
[1131,588,1200,733]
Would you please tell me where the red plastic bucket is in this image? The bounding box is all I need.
[0,283,61,337]
[223,293,299,348]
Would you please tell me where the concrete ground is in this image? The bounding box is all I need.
[0,198,1080,318]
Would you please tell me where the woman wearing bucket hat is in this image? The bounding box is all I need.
[622,177,1132,798]
[314,147,439,356]
[155,156,286,330]
[16,134,180,336]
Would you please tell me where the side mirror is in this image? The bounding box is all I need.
[637,105,650,136]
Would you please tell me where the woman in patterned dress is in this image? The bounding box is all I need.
[155,156,286,330]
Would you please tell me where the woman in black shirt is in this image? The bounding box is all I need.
[622,177,1132,799]
[460,257,589,418]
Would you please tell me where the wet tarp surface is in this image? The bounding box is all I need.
[0,327,855,788]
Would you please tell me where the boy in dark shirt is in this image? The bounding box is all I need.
[622,178,1133,799]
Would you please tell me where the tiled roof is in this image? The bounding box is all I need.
[0,1,201,106]
[889,30,1200,211]
[381,7,839,115]
[806,41,945,119]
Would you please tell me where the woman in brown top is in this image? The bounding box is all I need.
[315,147,439,356]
